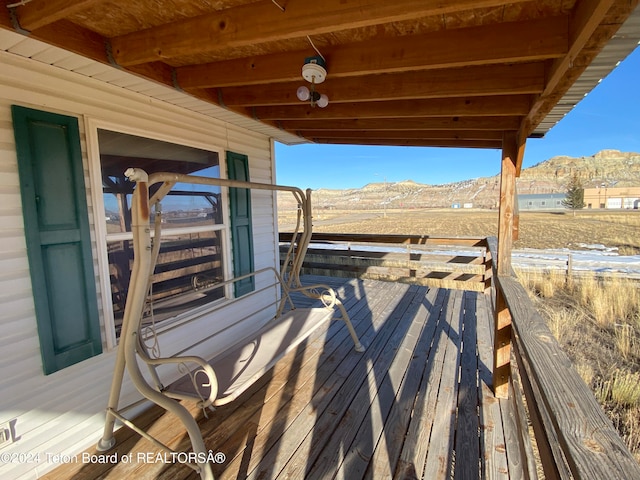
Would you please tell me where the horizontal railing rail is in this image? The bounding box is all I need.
[279,232,492,292]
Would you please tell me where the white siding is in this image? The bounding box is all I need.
[0,49,277,479]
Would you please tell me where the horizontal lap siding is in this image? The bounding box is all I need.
[0,50,276,479]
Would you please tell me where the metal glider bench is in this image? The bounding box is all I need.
[97,168,364,480]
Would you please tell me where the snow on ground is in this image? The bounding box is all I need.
[512,246,640,277]
[305,242,640,278]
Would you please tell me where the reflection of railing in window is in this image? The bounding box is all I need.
[107,189,225,336]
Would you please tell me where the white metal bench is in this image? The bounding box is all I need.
[97,169,364,480]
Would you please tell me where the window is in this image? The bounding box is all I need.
[98,130,226,336]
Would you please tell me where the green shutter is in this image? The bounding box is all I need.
[226,151,255,297]
[12,106,102,375]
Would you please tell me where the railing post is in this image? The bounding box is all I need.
[493,283,512,399]
[483,244,492,294]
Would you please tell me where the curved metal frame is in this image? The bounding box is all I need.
[97,168,363,479]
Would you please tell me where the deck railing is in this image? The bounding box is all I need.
[280,232,640,480]
[279,232,492,292]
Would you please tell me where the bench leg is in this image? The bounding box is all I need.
[336,300,365,352]
[124,333,215,479]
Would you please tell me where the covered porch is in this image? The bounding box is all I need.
[2,1,640,479]
[40,233,640,479]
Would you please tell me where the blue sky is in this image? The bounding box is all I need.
[275,46,640,190]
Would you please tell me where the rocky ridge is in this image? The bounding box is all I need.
[279,150,640,210]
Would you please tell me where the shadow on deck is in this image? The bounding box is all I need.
[44,276,513,480]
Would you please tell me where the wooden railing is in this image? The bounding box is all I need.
[279,232,492,292]
[281,232,640,479]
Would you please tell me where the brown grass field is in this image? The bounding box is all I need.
[280,207,640,254]
[279,207,640,462]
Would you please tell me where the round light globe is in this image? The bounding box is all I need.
[296,86,310,101]
[317,94,329,108]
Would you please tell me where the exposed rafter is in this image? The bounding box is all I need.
[250,96,533,120]
[276,117,523,131]
[175,16,568,89]
[218,63,545,106]
[11,0,102,31]
[1,0,636,150]
[108,0,534,66]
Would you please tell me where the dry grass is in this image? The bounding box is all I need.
[516,269,640,461]
[280,208,640,253]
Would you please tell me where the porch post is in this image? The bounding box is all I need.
[493,131,521,398]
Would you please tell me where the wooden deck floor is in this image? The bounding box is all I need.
[44,277,515,480]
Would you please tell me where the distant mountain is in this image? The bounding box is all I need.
[278,150,640,210]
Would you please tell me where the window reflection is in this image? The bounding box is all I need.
[98,129,226,335]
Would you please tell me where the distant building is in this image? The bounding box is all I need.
[584,186,640,209]
[517,193,566,211]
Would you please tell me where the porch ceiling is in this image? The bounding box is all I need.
[1,0,639,157]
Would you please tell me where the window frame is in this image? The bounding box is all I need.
[85,118,234,349]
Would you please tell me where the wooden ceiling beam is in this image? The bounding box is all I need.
[278,116,523,131]
[12,0,103,32]
[310,138,503,148]
[176,16,568,88]
[297,130,504,141]
[12,19,109,64]
[220,63,545,107]
[110,0,534,66]
[250,95,533,120]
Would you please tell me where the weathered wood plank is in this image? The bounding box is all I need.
[423,289,464,479]
[506,362,539,480]
[299,266,486,292]
[217,281,408,480]
[303,252,486,274]
[235,282,410,480]
[394,288,450,478]
[281,232,488,248]
[365,286,442,479]
[454,291,480,480]
[327,286,433,480]
[499,274,640,480]
[475,291,510,479]
[271,285,421,479]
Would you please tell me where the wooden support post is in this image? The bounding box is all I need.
[493,284,512,398]
[497,131,518,275]
[493,131,522,398]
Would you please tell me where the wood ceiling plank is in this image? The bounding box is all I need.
[176,16,568,88]
[278,116,523,131]
[13,0,104,32]
[251,96,533,120]
[296,130,504,141]
[219,63,545,106]
[110,0,534,66]
[309,138,503,148]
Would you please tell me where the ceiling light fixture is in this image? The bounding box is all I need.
[296,56,329,108]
